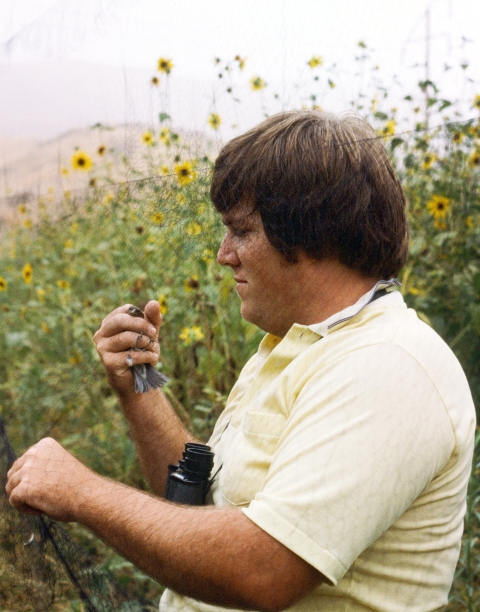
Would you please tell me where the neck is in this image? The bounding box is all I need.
[270,259,380,337]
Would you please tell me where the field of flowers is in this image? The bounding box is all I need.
[0,49,479,609]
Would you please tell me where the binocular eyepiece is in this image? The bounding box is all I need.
[164,443,215,505]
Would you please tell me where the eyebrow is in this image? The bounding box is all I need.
[222,215,244,227]
[222,210,254,226]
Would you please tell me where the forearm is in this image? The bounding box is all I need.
[117,388,196,495]
[7,438,323,612]
[76,476,318,611]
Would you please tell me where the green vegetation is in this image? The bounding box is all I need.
[0,47,479,609]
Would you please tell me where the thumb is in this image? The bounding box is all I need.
[144,300,162,332]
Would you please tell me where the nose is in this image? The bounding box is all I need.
[217,232,240,267]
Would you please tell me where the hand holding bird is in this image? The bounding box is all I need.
[93,300,169,396]
[125,306,170,392]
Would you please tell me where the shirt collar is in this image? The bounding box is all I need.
[308,278,403,337]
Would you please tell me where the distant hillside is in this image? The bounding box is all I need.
[0,124,218,223]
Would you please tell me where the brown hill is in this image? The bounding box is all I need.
[0,124,218,224]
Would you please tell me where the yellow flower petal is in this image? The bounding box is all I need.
[157,58,174,74]
[22,263,33,284]
[71,150,92,171]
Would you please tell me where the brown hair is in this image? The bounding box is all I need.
[210,110,409,278]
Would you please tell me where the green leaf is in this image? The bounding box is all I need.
[158,112,171,123]
[390,137,404,151]
[438,99,452,111]
[403,153,415,168]
[374,111,388,120]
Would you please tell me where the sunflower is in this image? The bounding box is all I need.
[468,122,480,138]
[22,263,33,284]
[381,120,395,137]
[422,153,437,170]
[97,145,106,156]
[427,195,451,219]
[179,326,204,345]
[60,167,69,175]
[466,216,474,229]
[158,295,168,315]
[469,150,480,168]
[184,275,199,292]
[201,249,215,264]
[250,76,266,91]
[41,323,51,334]
[473,94,480,110]
[308,56,323,69]
[0,276,7,291]
[57,280,70,289]
[152,212,165,225]
[186,221,202,236]
[151,76,159,86]
[234,55,246,70]
[160,165,169,175]
[208,113,222,130]
[452,132,464,144]
[71,150,92,171]
[157,58,174,74]
[18,203,27,214]
[174,161,197,186]
[142,131,154,146]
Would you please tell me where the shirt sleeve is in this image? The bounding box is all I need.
[242,342,456,585]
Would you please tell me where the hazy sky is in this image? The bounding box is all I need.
[0,0,479,139]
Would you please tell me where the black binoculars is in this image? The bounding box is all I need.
[164,442,215,505]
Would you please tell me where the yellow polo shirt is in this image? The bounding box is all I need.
[161,290,476,612]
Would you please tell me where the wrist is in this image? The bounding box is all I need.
[73,472,117,524]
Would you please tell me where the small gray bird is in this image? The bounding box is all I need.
[126,306,170,393]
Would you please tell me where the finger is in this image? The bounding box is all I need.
[144,300,162,332]
[98,313,157,341]
[97,331,159,355]
[5,468,20,497]
[104,349,159,373]
[6,457,24,480]
[8,479,43,515]
[100,304,134,327]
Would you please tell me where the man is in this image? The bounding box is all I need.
[6,111,476,612]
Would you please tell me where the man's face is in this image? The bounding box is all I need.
[217,204,306,337]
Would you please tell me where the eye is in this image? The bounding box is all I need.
[233,228,248,238]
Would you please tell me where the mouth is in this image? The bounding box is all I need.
[234,277,247,284]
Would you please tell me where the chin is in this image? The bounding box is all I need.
[240,303,269,333]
